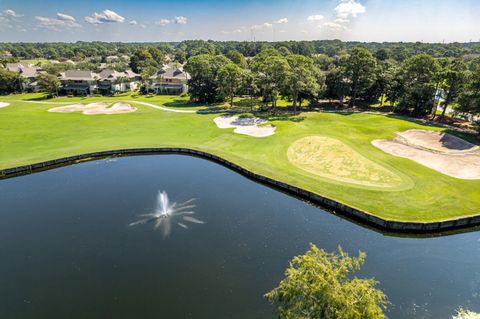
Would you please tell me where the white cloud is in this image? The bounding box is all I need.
[334,0,366,19]
[156,19,171,26]
[251,22,273,30]
[274,18,288,24]
[307,14,324,22]
[56,13,76,22]
[335,18,350,23]
[35,15,81,30]
[174,16,187,24]
[323,21,348,31]
[2,9,18,18]
[84,9,125,24]
[0,9,23,26]
[129,20,137,25]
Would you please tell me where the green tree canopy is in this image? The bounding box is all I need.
[37,73,61,96]
[344,47,377,107]
[458,65,480,129]
[398,54,439,115]
[252,52,290,113]
[325,65,350,104]
[265,244,388,319]
[218,63,245,107]
[0,68,21,94]
[284,54,323,114]
[185,54,231,103]
[438,59,469,117]
[225,50,247,69]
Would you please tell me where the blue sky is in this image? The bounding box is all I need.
[0,0,479,42]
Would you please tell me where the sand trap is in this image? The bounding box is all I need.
[0,102,10,108]
[48,104,92,113]
[396,129,479,154]
[214,115,276,137]
[84,102,137,115]
[48,102,136,115]
[373,130,480,180]
[288,136,403,187]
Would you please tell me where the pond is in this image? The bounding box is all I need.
[0,155,479,319]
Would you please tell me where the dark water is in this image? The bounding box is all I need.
[0,155,479,319]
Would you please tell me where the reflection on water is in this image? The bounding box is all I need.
[129,191,205,237]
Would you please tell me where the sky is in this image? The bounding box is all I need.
[0,0,479,43]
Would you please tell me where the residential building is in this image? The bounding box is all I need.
[147,64,190,95]
[98,69,141,94]
[6,62,44,91]
[105,55,120,63]
[58,70,99,95]
[1,51,13,58]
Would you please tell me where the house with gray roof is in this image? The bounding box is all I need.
[97,69,141,94]
[5,62,44,91]
[147,65,190,95]
[58,70,99,95]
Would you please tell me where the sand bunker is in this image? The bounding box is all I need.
[396,129,479,154]
[214,115,276,137]
[288,136,403,188]
[0,102,10,108]
[83,102,137,115]
[48,102,137,115]
[373,130,480,180]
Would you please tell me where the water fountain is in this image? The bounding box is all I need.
[129,191,205,237]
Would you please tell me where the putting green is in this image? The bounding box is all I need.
[288,136,405,188]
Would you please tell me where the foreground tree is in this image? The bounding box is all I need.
[365,59,401,106]
[458,65,480,130]
[397,54,439,115]
[453,309,480,319]
[251,49,289,113]
[436,59,468,118]
[225,50,248,69]
[284,54,322,115]
[383,62,404,108]
[37,73,61,96]
[185,54,230,103]
[0,68,21,94]
[344,47,377,107]
[324,65,349,105]
[218,63,245,107]
[266,244,388,319]
[256,56,290,113]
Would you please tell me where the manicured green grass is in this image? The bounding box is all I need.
[0,93,479,223]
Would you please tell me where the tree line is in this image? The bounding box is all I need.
[184,46,480,129]
[1,41,479,130]
[2,40,480,62]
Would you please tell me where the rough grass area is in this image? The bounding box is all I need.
[0,93,479,223]
[287,136,405,188]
